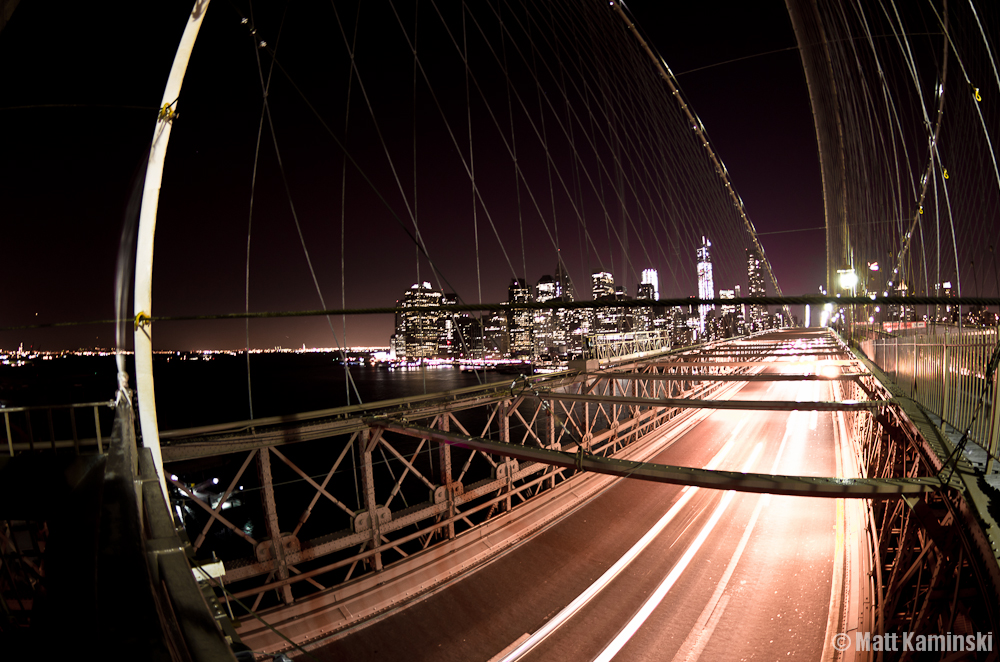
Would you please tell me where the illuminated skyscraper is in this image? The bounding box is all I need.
[507,277,534,358]
[746,248,768,331]
[554,257,575,302]
[696,237,715,335]
[591,271,614,300]
[395,282,443,360]
[535,275,556,358]
[636,282,655,331]
[641,268,659,301]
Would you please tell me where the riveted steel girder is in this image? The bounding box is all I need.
[370,421,938,498]
[540,392,890,411]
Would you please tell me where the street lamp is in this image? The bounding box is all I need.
[838,268,858,291]
[837,267,858,339]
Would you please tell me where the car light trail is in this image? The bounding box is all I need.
[591,443,765,662]
[499,418,748,662]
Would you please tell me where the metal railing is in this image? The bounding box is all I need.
[585,330,672,363]
[0,397,238,659]
[1,400,115,455]
[839,333,1000,652]
[859,327,999,474]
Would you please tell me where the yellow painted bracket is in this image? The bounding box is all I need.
[158,101,177,122]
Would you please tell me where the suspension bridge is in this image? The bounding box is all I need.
[2,1,1000,661]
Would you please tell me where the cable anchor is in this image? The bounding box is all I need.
[158,100,178,123]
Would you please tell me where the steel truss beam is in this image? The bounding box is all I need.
[540,392,890,411]
[643,360,861,367]
[370,421,938,498]
[585,372,868,381]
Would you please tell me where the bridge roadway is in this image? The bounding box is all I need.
[310,342,842,661]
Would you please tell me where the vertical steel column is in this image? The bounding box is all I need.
[438,416,455,540]
[4,412,12,456]
[257,449,292,604]
[360,428,383,572]
[499,400,514,511]
[545,399,555,448]
[545,399,557,489]
[93,405,103,454]
[942,337,951,423]
[988,352,999,476]
[69,408,79,455]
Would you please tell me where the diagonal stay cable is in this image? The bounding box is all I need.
[252,26,467,307]
[246,14,363,405]
[242,0,286,421]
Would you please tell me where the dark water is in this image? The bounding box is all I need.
[0,353,513,430]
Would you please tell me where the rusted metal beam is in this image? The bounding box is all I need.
[540,392,890,411]
[643,360,860,367]
[370,422,939,498]
[585,372,868,381]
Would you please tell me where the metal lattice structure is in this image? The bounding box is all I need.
[839,343,1000,659]
[163,342,766,641]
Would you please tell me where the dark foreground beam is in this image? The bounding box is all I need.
[372,422,939,498]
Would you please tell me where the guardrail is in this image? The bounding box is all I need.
[859,327,999,475]
[584,330,672,362]
[840,330,1000,654]
[1,400,115,455]
[0,397,239,659]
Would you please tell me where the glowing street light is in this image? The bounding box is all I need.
[838,268,858,290]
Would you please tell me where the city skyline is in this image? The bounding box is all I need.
[1,2,827,352]
[389,238,780,363]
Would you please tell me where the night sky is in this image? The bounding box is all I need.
[0,1,822,351]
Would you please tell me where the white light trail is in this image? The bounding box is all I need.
[499,418,747,662]
[590,443,764,662]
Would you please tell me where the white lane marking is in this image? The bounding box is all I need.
[677,594,730,662]
[674,402,802,661]
[591,443,764,662]
[497,420,746,662]
[490,634,532,662]
[673,497,763,662]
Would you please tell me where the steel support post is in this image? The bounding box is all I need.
[257,448,293,604]
[93,405,103,454]
[438,415,455,540]
[545,399,555,448]
[360,428,383,572]
[4,412,11,456]
[988,365,1000,476]
[500,400,512,511]
[941,340,950,422]
[545,401,557,489]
